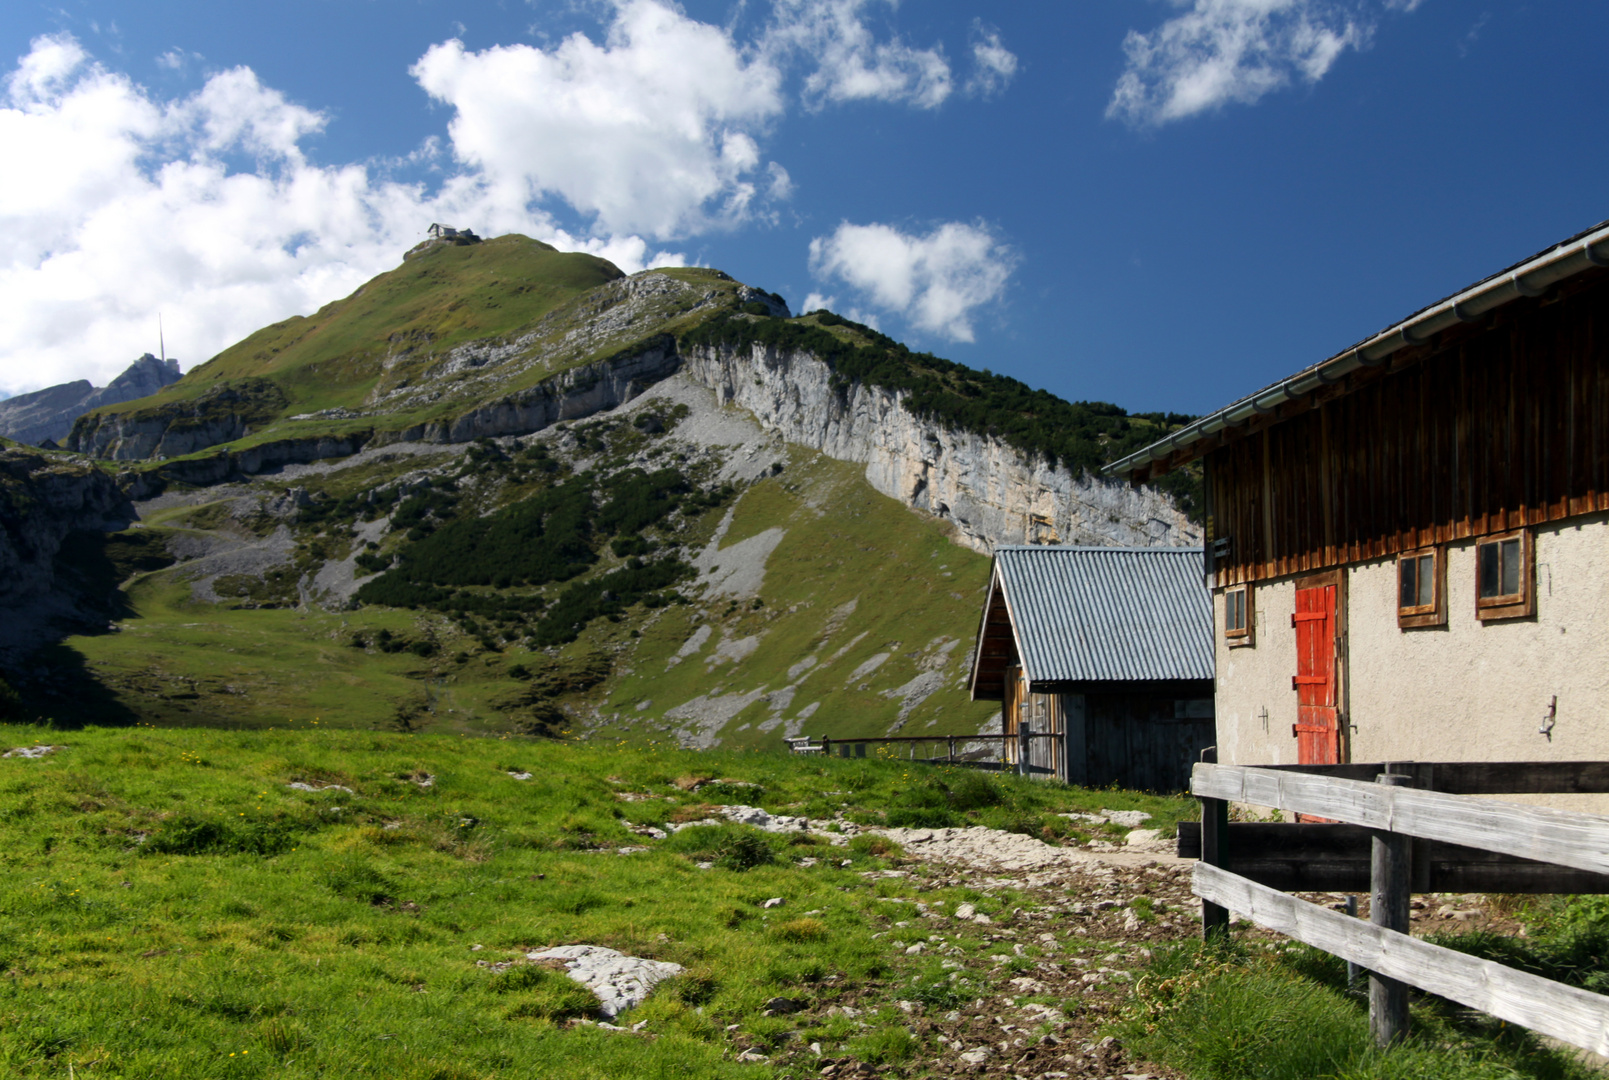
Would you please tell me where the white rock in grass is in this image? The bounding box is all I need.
[3,745,60,759]
[718,804,812,833]
[529,945,683,1018]
[1124,828,1163,846]
[1101,809,1152,828]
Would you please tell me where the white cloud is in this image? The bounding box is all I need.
[808,221,1013,342]
[412,0,787,239]
[764,0,952,110]
[965,23,1018,98]
[0,33,683,396]
[0,0,1005,396]
[1107,0,1418,127]
[155,48,203,72]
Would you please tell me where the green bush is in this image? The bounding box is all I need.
[145,814,301,857]
[715,831,775,872]
[662,968,718,1005]
[697,780,762,803]
[663,824,777,871]
[906,973,975,1011]
[1432,896,1609,995]
[322,859,397,905]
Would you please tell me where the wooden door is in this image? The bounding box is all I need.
[1002,665,1022,765]
[1292,583,1340,765]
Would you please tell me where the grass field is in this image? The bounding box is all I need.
[0,724,1190,1079]
[1116,936,1605,1080]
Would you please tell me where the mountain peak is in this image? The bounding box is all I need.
[0,353,183,447]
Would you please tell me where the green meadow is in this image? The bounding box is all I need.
[0,725,1188,1079]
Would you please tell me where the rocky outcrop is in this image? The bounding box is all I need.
[114,433,373,501]
[82,355,184,411]
[67,376,281,461]
[0,448,133,605]
[369,336,681,447]
[0,354,181,447]
[680,342,1198,553]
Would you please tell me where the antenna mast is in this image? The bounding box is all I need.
[159,313,166,364]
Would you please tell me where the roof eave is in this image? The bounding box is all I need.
[1106,220,1609,480]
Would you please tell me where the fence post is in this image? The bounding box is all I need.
[948,737,956,764]
[1344,894,1360,990]
[822,737,831,758]
[1370,769,1414,1046]
[1198,746,1230,943]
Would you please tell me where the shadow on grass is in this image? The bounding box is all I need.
[9,641,142,730]
[2,529,172,729]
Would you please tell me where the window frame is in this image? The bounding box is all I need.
[1224,584,1254,647]
[1396,545,1445,629]
[1475,529,1535,622]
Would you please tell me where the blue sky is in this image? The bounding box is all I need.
[2,1,1606,419]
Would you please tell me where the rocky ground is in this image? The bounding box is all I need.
[733,820,1520,1079]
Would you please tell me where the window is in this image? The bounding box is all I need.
[1224,585,1254,646]
[1475,530,1534,621]
[1396,547,1444,629]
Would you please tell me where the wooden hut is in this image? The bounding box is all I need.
[968,545,1215,792]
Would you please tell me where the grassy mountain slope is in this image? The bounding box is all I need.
[91,237,622,422]
[597,453,994,749]
[46,419,996,745]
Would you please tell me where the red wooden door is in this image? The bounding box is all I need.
[1292,583,1340,765]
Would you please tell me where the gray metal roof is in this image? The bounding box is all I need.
[994,545,1213,685]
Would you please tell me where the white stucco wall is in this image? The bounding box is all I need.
[1214,578,1300,767]
[1216,514,1609,778]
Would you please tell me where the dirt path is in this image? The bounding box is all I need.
[800,822,1519,1079]
[749,824,1203,1079]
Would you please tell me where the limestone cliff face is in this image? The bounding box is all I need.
[67,377,281,461]
[0,449,132,605]
[680,342,1199,553]
[370,337,681,447]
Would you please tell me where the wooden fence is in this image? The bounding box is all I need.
[1186,754,1609,1052]
[786,731,1063,778]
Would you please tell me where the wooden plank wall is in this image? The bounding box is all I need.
[1084,688,1215,793]
[1209,280,1609,586]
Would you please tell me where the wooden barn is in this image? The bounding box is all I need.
[968,545,1215,793]
[1107,219,1609,782]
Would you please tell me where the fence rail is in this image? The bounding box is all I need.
[1189,755,1609,1052]
[786,731,1062,778]
[1193,762,1609,875]
[1193,861,1609,1056]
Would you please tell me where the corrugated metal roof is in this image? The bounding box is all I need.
[994,545,1213,685]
